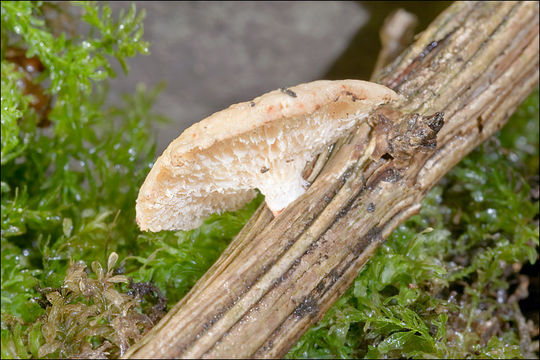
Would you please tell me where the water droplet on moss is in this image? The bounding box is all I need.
[486,208,497,219]
[472,190,484,202]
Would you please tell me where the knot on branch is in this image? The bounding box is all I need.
[395,111,444,151]
[365,109,444,189]
[371,109,444,166]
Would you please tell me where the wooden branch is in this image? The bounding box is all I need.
[125,2,539,358]
[372,8,418,76]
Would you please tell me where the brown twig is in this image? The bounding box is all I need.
[371,9,418,78]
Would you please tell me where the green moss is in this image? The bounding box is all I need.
[2,1,157,357]
[124,194,263,307]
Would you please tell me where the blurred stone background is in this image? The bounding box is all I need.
[108,1,450,153]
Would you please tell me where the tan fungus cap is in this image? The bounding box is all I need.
[136,79,398,232]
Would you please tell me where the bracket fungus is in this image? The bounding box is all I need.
[136,80,398,232]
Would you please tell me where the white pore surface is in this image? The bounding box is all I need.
[140,106,369,232]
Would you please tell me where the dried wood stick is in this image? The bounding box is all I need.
[372,8,418,76]
[125,2,539,358]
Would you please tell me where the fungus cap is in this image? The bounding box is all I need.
[136,79,398,232]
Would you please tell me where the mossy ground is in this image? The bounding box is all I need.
[1,2,538,358]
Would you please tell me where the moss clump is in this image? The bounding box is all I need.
[36,253,155,358]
